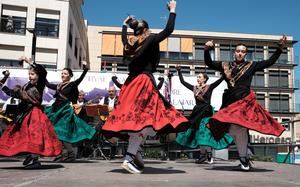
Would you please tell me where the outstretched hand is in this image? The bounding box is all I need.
[19,56,32,65]
[278,34,287,50]
[204,40,215,50]
[123,16,133,26]
[2,70,10,78]
[81,60,89,70]
[167,0,176,13]
[175,65,181,71]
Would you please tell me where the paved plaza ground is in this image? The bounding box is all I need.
[1,157,300,187]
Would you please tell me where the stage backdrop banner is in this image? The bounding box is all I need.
[0,69,226,110]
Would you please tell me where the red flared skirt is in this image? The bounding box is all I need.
[102,73,189,138]
[210,91,285,140]
[0,107,62,157]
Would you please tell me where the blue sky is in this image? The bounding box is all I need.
[83,0,300,106]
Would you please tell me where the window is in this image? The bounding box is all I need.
[35,10,60,37]
[251,71,264,87]
[42,64,57,69]
[194,43,214,61]
[0,45,24,66]
[180,52,193,60]
[256,93,265,108]
[116,63,128,72]
[269,70,289,88]
[269,94,289,112]
[74,39,78,58]
[1,5,27,34]
[169,52,180,60]
[0,59,21,67]
[195,46,204,60]
[67,58,71,69]
[195,66,215,76]
[269,47,288,64]
[101,61,113,71]
[35,48,58,67]
[180,66,191,75]
[220,45,234,61]
[79,55,82,67]
[35,17,59,37]
[160,52,168,59]
[156,65,166,74]
[246,46,264,61]
[69,24,73,47]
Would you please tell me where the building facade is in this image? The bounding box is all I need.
[0,0,87,70]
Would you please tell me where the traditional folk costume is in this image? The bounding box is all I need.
[0,65,62,168]
[44,67,96,162]
[204,45,285,170]
[175,70,233,164]
[102,12,189,174]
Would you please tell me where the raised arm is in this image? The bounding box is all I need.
[157,76,165,90]
[253,35,287,71]
[176,66,193,91]
[204,41,223,71]
[122,25,128,45]
[0,70,10,86]
[74,62,89,85]
[153,0,176,43]
[122,16,132,45]
[209,76,224,90]
[0,71,21,98]
[253,49,282,71]
[45,79,58,90]
[1,85,22,99]
[111,76,123,89]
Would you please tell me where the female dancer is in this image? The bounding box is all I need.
[45,62,96,162]
[102,0,189,174]
[175,66,232,164]
[204,36,286,171]
[0,57,61,168]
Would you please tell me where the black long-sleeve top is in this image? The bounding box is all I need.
[46,68,88,105]
[178,71,223,105]
[112,76,164,90]
[204,47,282,106]
[122,13,176,74]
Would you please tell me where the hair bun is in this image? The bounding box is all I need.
[128,19,139,30]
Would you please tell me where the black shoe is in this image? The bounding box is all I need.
[195,156,206,164]
[62,152,76,163]
[121,160,142,174]
[239,157,251,171]
[23,155,34,166]
[24,160,41,169]
[53,154,63,162]
[207,152,214,164]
